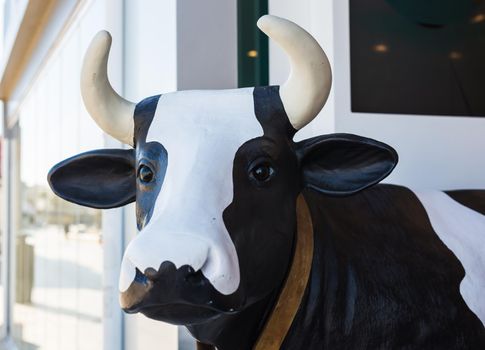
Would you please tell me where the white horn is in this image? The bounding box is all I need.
[81,31,135,146]
[257,15,332,130]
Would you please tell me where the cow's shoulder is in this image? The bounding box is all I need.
[412,188,485,328]
[303,183,435,245]
[284,185,485,349]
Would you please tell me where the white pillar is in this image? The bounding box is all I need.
[0,119,19,349]
[102,1,126,350]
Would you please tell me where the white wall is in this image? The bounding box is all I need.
[177,0,237,90]
[124,0,178,101]
[269,0,485,190]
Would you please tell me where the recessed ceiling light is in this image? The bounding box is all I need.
[471,13,485,24]
[449,51,463,60]
[373,44,389,53]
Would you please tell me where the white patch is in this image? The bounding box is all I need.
[413,190,485,326]
[119,88,263,295]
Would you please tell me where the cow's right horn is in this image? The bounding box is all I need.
[257,15,332,131]
[81,31,135,146]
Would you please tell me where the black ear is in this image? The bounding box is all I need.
[297,133,398,196]
[48,149,136,209]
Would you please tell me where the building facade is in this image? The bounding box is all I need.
[0,0,484,349]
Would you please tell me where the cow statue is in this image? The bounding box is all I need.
[48,15,485,350]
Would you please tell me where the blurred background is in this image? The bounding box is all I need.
[0,0,483,349]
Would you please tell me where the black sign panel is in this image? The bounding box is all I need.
[350,0,485,117]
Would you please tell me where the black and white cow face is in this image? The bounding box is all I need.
[49,86,397,324]
[124,87,300,323]
[47,16,398,326]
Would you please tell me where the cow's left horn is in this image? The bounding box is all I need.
[257,15,332,130]
[81,31,135,146]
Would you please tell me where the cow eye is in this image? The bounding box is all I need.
[249,163,275,184]
[138,165,154,183]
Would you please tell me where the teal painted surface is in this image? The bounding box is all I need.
[237,0,269,87]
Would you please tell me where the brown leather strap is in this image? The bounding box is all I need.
[196,341,215,350]
[253,194,314,349]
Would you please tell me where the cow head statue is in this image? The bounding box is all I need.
[48,15,397,332]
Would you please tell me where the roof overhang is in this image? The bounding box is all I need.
[0,0,58,100]
[0,0,84,129]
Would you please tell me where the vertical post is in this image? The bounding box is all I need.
[0,116,19,349]
[0,122,11,343]
[102,1,126,350]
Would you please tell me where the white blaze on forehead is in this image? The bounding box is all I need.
[120,88,263,295]
[413,190,485,326]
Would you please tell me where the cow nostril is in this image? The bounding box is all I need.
[141,263,203,285]
[143,261,178,283]
[184,268,204,285]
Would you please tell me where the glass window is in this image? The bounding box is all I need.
[14,3,105,349]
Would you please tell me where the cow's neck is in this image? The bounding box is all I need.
[253,195,314,349]
[188,195,314,350]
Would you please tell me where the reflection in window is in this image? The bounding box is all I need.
[350,0,485,117]
[14,5,105,350]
